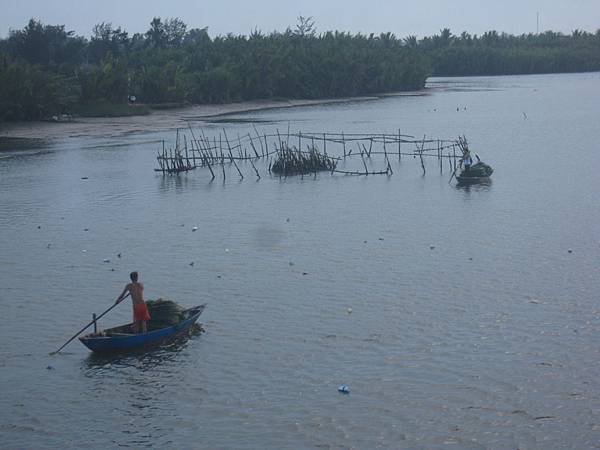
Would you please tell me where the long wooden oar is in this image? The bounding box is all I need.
[50,293,129,355]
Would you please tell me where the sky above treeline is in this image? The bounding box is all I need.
[1,0,599,39]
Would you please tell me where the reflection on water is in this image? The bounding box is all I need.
[83,326,204,371]
[455,178,493,192]
[84,341,185,371]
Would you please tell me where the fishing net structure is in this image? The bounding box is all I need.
[146,299,185,329]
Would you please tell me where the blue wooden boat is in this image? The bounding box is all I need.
[79,305,205,354]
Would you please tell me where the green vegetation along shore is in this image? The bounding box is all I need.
[1,17,599,122]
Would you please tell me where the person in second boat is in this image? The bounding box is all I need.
[461,148,473,172]
[116,271,151,333]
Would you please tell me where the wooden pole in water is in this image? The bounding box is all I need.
[223,129,234,162]
[253,125,264,156]
[223,129,243,179]
[248,133,260,158]
[188,124,202,166]
[184,135,190,168]
[453,145,457,171]
[361,153,369,175]
[383,135,387,159]
[420,135,426,174]
[264,134,268,155]
[249,158,260,179]
[342,131,346,158]
[204,154,215,180]
[219,133,224,162]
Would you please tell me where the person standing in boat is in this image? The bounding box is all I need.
[116,271,151,334]
[461,149,473,172]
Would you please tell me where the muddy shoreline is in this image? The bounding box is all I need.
[0,97,385,141]
[0,89,431,142]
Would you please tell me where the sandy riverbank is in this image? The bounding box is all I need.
[0,96,386,141]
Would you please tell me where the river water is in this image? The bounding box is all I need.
[1,72,600,449]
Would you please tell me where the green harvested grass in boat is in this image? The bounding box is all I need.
[465,162,493,177]
[146,299,185,329]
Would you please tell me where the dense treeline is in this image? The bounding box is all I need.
[0,17,427,121]
[0,18,599,122]
[419,28,600,76]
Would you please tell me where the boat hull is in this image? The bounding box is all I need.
[79,305,205,354]
[456,175,491,184]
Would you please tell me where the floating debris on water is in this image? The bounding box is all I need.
[338,384,350,393]
[347,307,353,314]
[192,226,198,232]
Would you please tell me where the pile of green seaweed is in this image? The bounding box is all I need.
[146,299,185,329]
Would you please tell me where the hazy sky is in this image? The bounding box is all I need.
[1,0,599,39]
